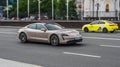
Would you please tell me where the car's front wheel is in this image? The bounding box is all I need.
[19,33,27,43]
[50,35,59,46]
[84,27,89,32]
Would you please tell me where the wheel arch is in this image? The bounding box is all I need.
[102,27,108,30]
[84,27,89,32]
[19,32,27,39]
[49,33,59,43]
[102,27,108,33]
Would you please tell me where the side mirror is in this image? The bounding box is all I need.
[41,28,47,32]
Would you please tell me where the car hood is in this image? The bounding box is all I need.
[50,29,80,35]
[84,24,90,26]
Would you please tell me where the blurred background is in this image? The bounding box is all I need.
[0,0,120,21]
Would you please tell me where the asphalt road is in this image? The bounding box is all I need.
[0,27,120,67]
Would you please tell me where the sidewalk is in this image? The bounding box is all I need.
[0,58,42,67]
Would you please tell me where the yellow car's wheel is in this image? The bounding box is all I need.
[84,27,89,32]
[110,30,115,33]
[102,28,108,33]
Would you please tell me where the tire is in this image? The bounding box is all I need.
[19,33,27,43]
[50,35,59,46]
[102,28,108,33]
[84,27,89,32]
[110,31,115,33]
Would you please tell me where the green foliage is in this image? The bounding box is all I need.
[10,0,77,19]
[69,0,78,19]
[0,0,6,6]
[54,0,66,19]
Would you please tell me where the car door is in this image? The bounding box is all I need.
[98,21,105,31]
[91,21,100,31]
[36,24,49,41]
[88,21,98,31]
[26,24,37,39]
[87,23,93,31]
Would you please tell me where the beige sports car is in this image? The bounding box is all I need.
[18,23,82,46]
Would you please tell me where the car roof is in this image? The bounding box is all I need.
[34,23,46,25]
[93,20,110,23]
[30,22,58,25]
[97,20,109,22]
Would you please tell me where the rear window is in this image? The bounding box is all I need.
[99,22,105,24]
[91,21,99,24]
[27,24,36,29]
[36,24,46,30]
[45,24,63,30]
[107,21,114,24]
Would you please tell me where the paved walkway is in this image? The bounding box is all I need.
[0,58,42,67]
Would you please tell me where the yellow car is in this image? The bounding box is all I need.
[82,20,119,33]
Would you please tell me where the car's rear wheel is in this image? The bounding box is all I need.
[102,28,108,33]
[19,33,27,43]
[84,27,89,32]
[50,35,59,46]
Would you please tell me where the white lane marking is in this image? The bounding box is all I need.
[0,58,42,67]
[0,32,16,34]
[63,52,101,58]
[83,36,120,41]
[100,45,120,48]
[101,34,120,37]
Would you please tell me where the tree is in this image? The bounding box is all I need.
[10,0,77,19]
[10,0,38,18]
[69,0,78,20]
[54,0,66,20]
[54,0,77,20]
[0,0,6,6]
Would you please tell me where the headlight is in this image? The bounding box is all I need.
[61,33,69,36]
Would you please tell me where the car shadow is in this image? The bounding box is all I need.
[82,31,120,34]
[56,43,87,47]
[18,41,87,47]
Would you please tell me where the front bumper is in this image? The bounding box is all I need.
[67,38,83,44]
[60,36,83,44]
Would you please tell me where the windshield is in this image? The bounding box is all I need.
[45,24,63,30]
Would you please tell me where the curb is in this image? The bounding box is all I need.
[0,26,22,29]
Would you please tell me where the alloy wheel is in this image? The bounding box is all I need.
[19,33,27,43]
[50,35,59,46]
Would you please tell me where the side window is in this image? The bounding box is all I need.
[36,24,46,30]
[92,21,99,25]
[99,22,105,24]
[27,24,36,29]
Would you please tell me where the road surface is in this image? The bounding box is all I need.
[0,27,120,67]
